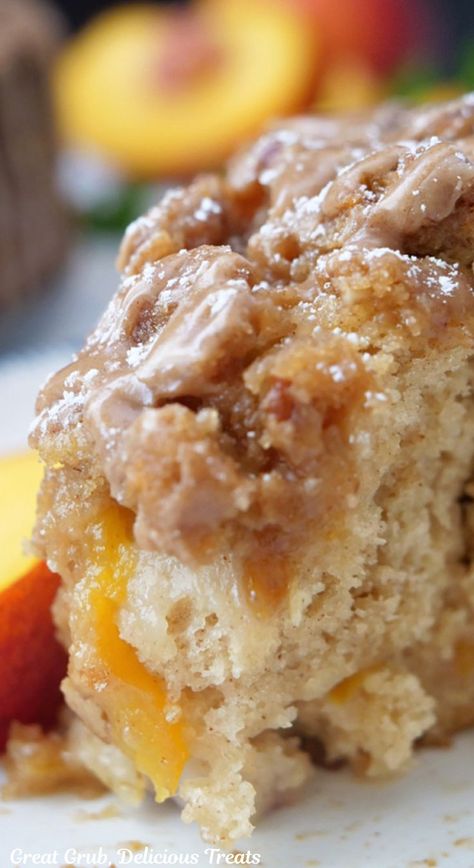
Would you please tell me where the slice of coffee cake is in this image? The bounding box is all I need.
[31,95,474,843]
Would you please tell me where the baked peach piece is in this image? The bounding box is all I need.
[0,452,66,749]
[31,95,474,843]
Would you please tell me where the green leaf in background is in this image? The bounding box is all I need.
[389,64,442,100]
[84,183,149,233]
[458,40,474,88]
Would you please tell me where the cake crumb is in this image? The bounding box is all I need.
[74,801,121,821]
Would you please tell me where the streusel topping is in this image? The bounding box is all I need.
[32,96,474,569]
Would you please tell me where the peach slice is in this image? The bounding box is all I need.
[0,452,66,750]
[0,451,43,591]
[54,0,319,178]
[0,562,67,750]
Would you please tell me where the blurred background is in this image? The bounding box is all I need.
[0,0,473,389]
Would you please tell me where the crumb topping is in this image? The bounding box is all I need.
[31,96,474,572]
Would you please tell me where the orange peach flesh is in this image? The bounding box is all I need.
[79,503,188,800]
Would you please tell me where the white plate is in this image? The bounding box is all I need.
[1,354,474,868]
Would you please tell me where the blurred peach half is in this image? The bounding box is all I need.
[54,0,320,178]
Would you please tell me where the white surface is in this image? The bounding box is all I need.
[1,355,474,868]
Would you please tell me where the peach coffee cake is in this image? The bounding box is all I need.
[30,94,474,843]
